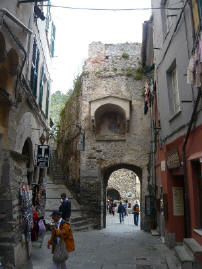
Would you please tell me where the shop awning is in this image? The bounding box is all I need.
[188,152,202,161]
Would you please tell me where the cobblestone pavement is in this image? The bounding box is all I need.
[22,214,175,269]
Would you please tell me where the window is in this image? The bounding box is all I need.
[50,22,56,57]
[46,0,51,31]
[30,40,40,98]
[39,65,44,107]
[167,63,180,114]
[165,0,172,32]
[171,67,180,113]
[45,82,50,118]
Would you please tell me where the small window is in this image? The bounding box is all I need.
[167,62,180,114]
[30,40,40,98]
[39,65,44,107]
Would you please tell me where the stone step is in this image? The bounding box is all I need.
[165,253,181,269]
[184,238,202,257]
[175,245,194,269]
[72,223,95,232]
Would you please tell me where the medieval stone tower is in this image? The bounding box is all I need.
[79,42,151,229]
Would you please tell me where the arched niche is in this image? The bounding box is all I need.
[95,103,126,137]
[0,32,6,62]
[90,96,131,140]
[7,48,19,76]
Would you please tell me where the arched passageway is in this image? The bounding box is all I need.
[101,163,142,228]
[22,138,33,185]
[107,187,121,201]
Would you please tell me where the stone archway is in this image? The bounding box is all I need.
[22,137,34,185]
[101,163,142,228]
[107,187,121,201]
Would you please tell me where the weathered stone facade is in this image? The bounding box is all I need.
[107,168,140,203]
[79,42,151,229]
[0,1,54,267]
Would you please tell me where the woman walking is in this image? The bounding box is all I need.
[47,210,75,269]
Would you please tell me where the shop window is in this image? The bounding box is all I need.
[167,61,180,115]
[30,40,40,98]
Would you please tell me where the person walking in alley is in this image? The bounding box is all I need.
[118,201,125,223]
[59,193,71,223]
[47,210,75,269]
[133,201,140,226]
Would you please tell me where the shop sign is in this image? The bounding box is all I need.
[37,145,50,167]
[166,148,180,169]
[173,187,184,216]
[161,160,166,171]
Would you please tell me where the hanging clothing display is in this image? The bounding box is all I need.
[19,185,33,232]
[187,31,202,87]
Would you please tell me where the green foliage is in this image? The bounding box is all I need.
[126,71,133,77]
[95,71,101,75]
[113,67,117,72]
[57,75,82,143]
[133,73,143,80]
[122,52,129,59]
[81,71,89,77]
[50,91,69,126]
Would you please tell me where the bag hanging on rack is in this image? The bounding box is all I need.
[53,234,69,264]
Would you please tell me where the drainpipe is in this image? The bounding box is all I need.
[182,87,202,238]
[0,8,32,35]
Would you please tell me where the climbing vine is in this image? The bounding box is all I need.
[57,75,82,144]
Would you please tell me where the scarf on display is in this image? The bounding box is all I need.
[187,31,202,87]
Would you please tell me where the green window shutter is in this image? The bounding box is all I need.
[50,22,56,57]
[30,40,40,98]
[39,65,44,107]
[46,0,51,31]
[46,82,50,118]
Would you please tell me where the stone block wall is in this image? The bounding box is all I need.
[80,42,151,229]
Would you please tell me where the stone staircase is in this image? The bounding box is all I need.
[46,148,96,232]
[49,149,65,184]
[173,238,202,269]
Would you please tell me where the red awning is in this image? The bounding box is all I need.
[188,152,202,161]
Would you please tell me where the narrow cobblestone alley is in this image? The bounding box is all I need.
[22,214,178,269]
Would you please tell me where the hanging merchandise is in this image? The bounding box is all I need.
[19,185,33,242]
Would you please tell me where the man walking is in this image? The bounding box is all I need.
[117,201,125,223]
[133,201,140,226]
[59,193,71,223]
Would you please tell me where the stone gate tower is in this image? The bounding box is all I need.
[80,42,151,230]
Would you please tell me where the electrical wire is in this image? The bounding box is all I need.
[41,5,183,12]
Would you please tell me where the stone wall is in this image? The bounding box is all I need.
[79,42,151,229]
[107,168,140,203]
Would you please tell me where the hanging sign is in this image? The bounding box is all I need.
[166,148,180,169]
[37,145,50,167]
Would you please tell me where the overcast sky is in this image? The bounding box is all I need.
[50,0,151,94]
